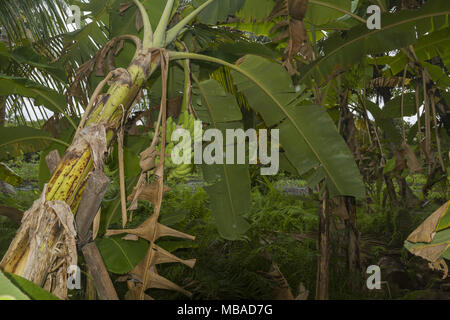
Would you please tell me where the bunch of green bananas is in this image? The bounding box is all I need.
[154,110,196,180]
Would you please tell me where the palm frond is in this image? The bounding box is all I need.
[0,0,69,47]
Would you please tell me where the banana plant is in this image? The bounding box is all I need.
[0,0,366,299]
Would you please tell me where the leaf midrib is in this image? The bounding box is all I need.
[169,51,348,195]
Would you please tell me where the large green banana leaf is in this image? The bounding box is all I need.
[0,75,70,118]
[305,0,353,26]
[0,163,23,187]
[0,270,58,300]
[364,99,402,145]
[372,28,450,76]
[193,79,251,240]
[96,235,149,274]
[231,55,365,199]
[0,126,68,161]
[300,0,450,85]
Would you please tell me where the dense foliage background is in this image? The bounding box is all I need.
[0,0,448,300]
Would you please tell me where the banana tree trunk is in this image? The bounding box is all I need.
[336,93,362,276]
[0,46,160,297]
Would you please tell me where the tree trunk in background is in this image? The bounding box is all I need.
[316,189,330,300]
[397,177,419,207]
[333,91,362,279]
[384,175,398,205]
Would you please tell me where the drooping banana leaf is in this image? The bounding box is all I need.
[300,0,450,85]
[383,93,418,119]
[305,0,353,26]
[96,235,149,274]
[404,201,450,271]
[194,0,246,25]
[10,46,67,82]
[0,270,58,300]
[5,273,59,300]
[0,270,30,300]
[0,75,73,124]
[364,98,402,145]
[0,163,23,187]
[0,126,68,161]
[192,79,251,240]
[230,55,365,198]
[374,28,450,76]
[423,61,450,88]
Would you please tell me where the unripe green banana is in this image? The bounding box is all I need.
[154,111,197,180]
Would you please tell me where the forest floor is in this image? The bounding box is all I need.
[0,153,449,300]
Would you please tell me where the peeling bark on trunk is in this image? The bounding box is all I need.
[0,46,160,298]
[0,186,77,299]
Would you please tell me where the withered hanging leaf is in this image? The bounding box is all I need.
[130,245,195,278]
[265,263,295,300]
[401,141,423,174]
[285,19,311,65]
[127,182,171,205]
[288,0,308,20]
[135,10,143,32]
[68,36,131,99]
[124,281,153,300]
[407,201,450,243]
[129,264,192,297]
[268,0,312,73]
[152,244,196,268]
[106,213,196,242]
[119,2,134,14]
[144,270,192,297]
[408,242,449,263]
[405,203,450,279]
[139,146,157,172]
[295,283,309,300]
[429,259,449,279]
[267,0,288,20]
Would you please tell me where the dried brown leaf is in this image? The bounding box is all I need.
[264,263,295,300]
[106,213,195,242]
[295,283,309,300]
[127,182,170,205]
[45,150,61,175]
[139,146,157,172]
[401,141,423,174]
[136,10,143,32]
[410,242,449,264]
[407,201,450,243]
[288,0,308,20]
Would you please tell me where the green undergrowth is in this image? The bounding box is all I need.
[0,154,448,300]
[140,185,320,300]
